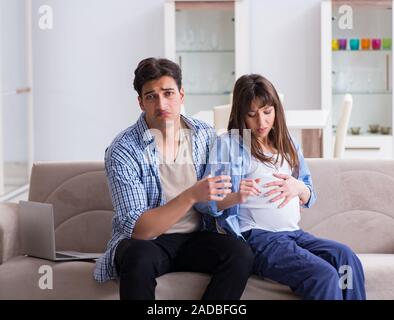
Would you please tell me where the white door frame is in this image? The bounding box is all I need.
[321,0,333,158]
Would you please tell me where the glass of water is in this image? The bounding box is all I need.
[210,162,231,197]
[210,162,231,178]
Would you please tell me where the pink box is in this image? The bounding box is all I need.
[372,38,381,50]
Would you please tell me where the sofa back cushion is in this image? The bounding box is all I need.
[28,162,113,253]
[300,159,394,254]
[28,159,394,254]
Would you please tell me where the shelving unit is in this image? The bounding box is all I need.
[322,0,393,158]
[333,92,392,95]
[164,0,249,116]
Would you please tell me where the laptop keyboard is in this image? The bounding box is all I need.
[56,252,76,258]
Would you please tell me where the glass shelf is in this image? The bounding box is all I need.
[187,92,232,96]
[332,133,393,137]
[346,133,392,137]
[333,91,392,95]
[177,50,235,53]
[332,50,391,53]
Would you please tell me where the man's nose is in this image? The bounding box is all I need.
[157,95,168,109]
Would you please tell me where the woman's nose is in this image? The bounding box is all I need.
[257,114,266,126]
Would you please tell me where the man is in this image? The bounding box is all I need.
[94,57,254,300]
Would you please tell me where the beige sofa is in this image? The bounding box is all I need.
[1,159,394,299]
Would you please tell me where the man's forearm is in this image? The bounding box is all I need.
[132,189,195,240]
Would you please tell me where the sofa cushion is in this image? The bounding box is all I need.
[1,254,393,299]
[0,256,118,299]
[0,255,296,300]
[156,272,297,300]
[28,162,114,253]
[156,254,394,300]
[0,202,20,263]
[358,254,394,300]
[302,160,394,253]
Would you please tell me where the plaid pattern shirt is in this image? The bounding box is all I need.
[94,113,217,282]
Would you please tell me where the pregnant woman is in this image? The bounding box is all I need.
[195,74,366,300]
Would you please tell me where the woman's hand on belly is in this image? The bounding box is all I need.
[238,178,262,203]
[262,173,308,209]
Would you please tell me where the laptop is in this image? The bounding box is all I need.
[19,200,102,261]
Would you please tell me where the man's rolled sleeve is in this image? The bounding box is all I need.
[106,159,152,238]
[295,143,317,208]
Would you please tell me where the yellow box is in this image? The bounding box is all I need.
[332,39,339,51]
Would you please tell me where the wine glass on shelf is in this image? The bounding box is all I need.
[335,71,346,93]
[211,32,219,50]
[188,75,195,94]
[347,76,354,93]
[180,30,188,51]
[225,71,235,94]
[199,29,206,50]
[366,73,372,93]
[188,29,195,51]
[207,73,215,94]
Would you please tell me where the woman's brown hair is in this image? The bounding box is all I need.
[227,74,299,171]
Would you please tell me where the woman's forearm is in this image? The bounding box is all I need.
[299,184,311,205]
[217,193,240,211]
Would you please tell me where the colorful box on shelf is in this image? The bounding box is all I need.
[332,39,347,50]
[350,39,359,50]
[372,39,381,50]
[338,39,347,50]
[383,38,392,50]
[332,38,392,51]
[332,39,339,51]
[361,38,371,50]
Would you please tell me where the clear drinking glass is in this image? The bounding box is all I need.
[210,162,231,197]
[210,162,231,177]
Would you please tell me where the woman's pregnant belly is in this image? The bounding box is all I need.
[239,175,301,232]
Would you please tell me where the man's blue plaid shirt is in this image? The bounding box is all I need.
[94,113,216,282]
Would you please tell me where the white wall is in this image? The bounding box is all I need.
[249,0,321,111]
[32,0,322,161]
[32,0,164,161]
[0,0,28,162]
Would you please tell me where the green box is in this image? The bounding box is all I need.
[382,38,392,50]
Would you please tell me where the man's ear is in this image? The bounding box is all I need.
[138,95,145,111]
[179,87,185,103]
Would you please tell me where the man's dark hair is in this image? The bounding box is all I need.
[133,57,182,97]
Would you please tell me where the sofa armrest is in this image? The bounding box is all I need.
[0,202,21,264]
